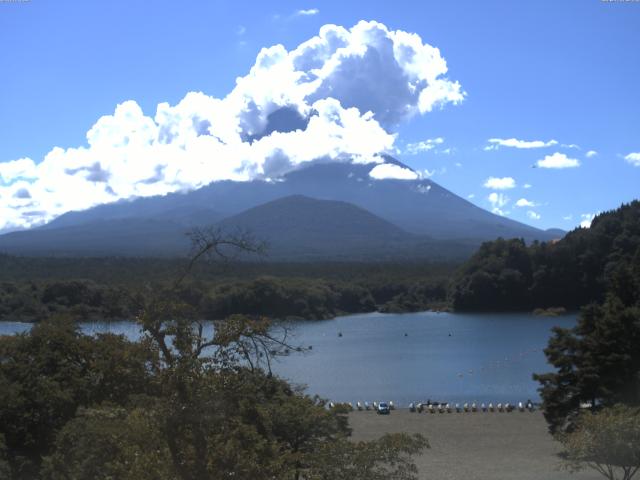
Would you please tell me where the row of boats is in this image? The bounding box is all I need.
[327,400,535,412]
[409,401,535,413]
[328,401,396,411]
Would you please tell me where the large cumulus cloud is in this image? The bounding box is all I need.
[0,20,463,231]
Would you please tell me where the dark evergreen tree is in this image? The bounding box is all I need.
[534,246,640,433]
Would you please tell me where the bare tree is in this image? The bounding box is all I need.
[132,228,304,480]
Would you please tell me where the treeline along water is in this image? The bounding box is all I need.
[0,311,577,405]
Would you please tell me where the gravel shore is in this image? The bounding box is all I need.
[349,409,601,480]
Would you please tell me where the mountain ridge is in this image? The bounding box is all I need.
[0,158,564,259]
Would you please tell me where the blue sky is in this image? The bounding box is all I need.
[0,0,639,231]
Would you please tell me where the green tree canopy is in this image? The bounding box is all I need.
[534,243,640,433]
[451,201,640,311]
[558,405,640,480]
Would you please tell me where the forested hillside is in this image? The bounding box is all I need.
[0,259,453,322]
[450,201,640,311]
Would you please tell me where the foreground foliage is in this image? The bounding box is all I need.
[0,231,428,479]
[533,226,640,433]
[558,405,640,480]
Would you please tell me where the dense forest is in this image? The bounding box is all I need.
[533,248,640,433]
[1,202,639,322]
[450,201,640,311]
[531,208,640,435]
[0,257,453,322]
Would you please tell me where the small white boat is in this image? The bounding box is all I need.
[357,401,363,411]
[489,403,494,412]
[481,403,487,412]
[409,402,416,412]
[463,403,469,412]
[518,402,524,412]
[471,402,477,412]
[389,401,395,410]
[429,404,435,414]
[373,401,378,410]
[455,403,461,413]
[497,403,503,412]
[329,402,335,409]
[446,403,452,413]
[365,402,370,411]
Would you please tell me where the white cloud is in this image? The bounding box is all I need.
[488,192,509,215]
[237,26,246,36]
[515,198,536,208]
[467,193,475,199]
[483,176,516,190]
[580,213,596,228]
[423,168,435,178]
[404,137,444,155]
[625,152,640,166]
[563,215,573,221]
[561,143,580,149]
[585,150,598,158]
[415,183,431,194]
[484,138,557,151]
[296,8,319,16]
[0,158,38,183]
[488,192,509,207]
[526,210,541,220]
[0,20,464,232]
[535,152,580,169]
[523,183,532,189]
[369,163,418,180]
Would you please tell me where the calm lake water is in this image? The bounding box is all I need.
[0,311,576,406]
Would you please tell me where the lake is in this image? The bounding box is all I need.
[0,311,576,406]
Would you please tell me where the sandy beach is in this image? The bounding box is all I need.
[349,409,601,480]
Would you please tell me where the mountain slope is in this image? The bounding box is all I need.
[40,158,561,241]
[218,195,463,260]
[0,158,563,258]
[0,195,475,260]
[219,195,408,241]
[0,219,192,257]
